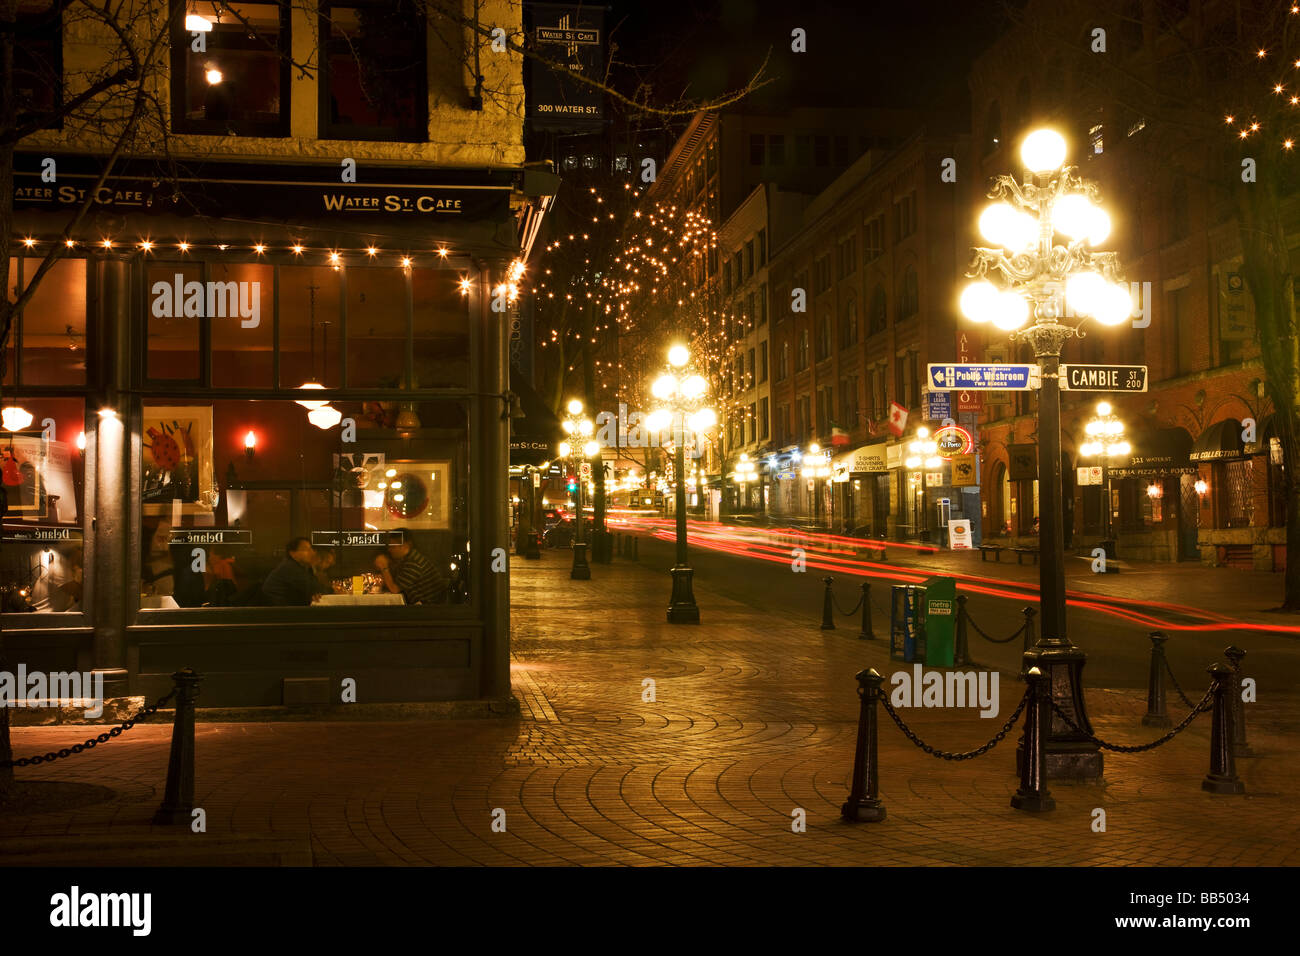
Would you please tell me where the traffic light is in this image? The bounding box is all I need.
[566,475,578,493]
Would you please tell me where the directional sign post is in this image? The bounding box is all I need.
[927,363,1040,391]
[1059,364,1148,392]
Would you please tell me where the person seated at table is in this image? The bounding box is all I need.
[262,537,320,606]
[372,531,447,605]
[310,546,338,593]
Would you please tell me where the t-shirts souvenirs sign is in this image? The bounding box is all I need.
[13,156,512,224]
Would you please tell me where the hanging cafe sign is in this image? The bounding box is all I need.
[933,425,974,460]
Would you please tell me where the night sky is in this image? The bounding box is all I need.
[602,0,1017,116]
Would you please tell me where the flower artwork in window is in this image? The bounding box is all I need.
[142,406,215,516]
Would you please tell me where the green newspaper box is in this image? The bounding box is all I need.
[921,576,956,668]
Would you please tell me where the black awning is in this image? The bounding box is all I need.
[1190,419,1245,461]
[1110,426,1195,478]
[1245,413,1275,456]
[509,368,564,467]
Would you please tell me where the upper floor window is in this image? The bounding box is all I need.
[894,191,917,242]
[816,315,832,361]
[898,267,919,320]
[171,0,290,137]
[868,286,887,335]
[814,255,832,294]
[321,1,427,141]
[15,1,62,129]
[796,331,809,371]
[863,215,883,263]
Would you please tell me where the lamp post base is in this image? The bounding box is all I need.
[522,532,541,560]
[667,565,700,624]
[1016,645,1104,781]
[570,542,591,580]
[841,798,886,823]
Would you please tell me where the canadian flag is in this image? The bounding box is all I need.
[888,401,908,437]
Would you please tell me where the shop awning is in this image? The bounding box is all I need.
[1244,413,1275,456]
[1109,426,1195,478]
[833,439,889,474]
[508,368,564,467]
[1190,419,1245,461]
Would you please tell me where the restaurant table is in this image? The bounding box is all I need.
[139,595,180,609]
[315,593,406,606]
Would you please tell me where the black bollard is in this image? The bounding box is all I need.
[153,667,203,826]
[842,668,886,822]
[1223,646,1253,757]
[1010,666,1056,812]
[820,576,836,630]
[631,536,638,561]
[1142,631,1172,728]
[954,594,971,665]
[1202,662,1246,795]
[859,581,875,640]
[1019,606,1037,679]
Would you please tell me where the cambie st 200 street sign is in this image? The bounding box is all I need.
[1058,364,1148,392]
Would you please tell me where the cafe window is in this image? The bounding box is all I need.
[0,397,87,617]
[138,398,470,613]
[17,256,87,386]
[170,1,291,137]
[1219,459,1254,528]
[15,1,62,128]
[320,1,427,141]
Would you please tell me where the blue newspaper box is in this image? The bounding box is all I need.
[889,585,927,662]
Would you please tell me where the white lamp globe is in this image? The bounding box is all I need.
[645,409,672,433]
[651,374,678,400]
[1021,129,1067,173]
[578,419,594,436]
[583,440,600,457]
[991,291,1030,330]
[960,281,999,323]
[1053,194,1097,240]
[1114,441,1131,456]
[1096,401,1112,416]
[979,203,1034,249]
[689,408,717,430]
[1085,421,1101,436]
[667,345,690,367]
[295,381,328,409]
[926,456,943,469]
[906,456,921,469]
[1086,207,1111,246]
[557,441,571,458]
[681,375,708,399]
[307,404,343,429]
[1095,283,1135,326]
[1065,271,1107,317]
[561,419,574,434]
[567,398,584,415]
[1080,442,1095,457]
[1,406,33,431]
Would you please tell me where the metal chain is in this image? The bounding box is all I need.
[1,689,177,768]
[964,610,1027,644]
[879,687,1030,760]
[1162,656,1196,710]
[1047,688,1212,754]
[830,590,866,617]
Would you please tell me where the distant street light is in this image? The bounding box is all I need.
[960,127,1133,783]
[648,343,714,624]
[1079,400,1130,552]
[560,399,597,580]
[906,427,941,540]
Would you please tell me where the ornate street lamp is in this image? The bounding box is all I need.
[905,427,942,540]
[559,399,598,580]
[647,344,715,623]
[1079,401,1130,553]
[960,128,1134,781]
[731,453,757,510]
[801,443,832,526]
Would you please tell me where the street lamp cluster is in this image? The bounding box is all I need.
[905,427,943,539]
[1080,401,1128,550]
[647,344,713,623]
[959,127,1134,783]
[559,398,599,580]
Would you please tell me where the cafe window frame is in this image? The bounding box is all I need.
[318,0,429,142]
[169,0,293,138]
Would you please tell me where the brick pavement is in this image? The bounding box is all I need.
[3,549,1298,866]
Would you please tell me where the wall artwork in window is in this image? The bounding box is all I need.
[142,406,215,517]
[365,460,451,530]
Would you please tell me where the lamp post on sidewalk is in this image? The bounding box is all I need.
[1080,401,1129,556]
[960,127,1135,780]
[647,344,715,624]
[905,427,941,542]
[559,399,598,580]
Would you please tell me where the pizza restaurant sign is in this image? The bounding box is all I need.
[934,425,974,460]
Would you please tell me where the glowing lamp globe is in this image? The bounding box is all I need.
[1096,401,1113,416]
[578,419,594,436]
[1094,283,1135,326]
[1085,421,1101,436]
[561,419,575,434]
[979,203,1036,250]
[1113,441,1131,456]
[307,404,342,429]
[1065,271,1107,317]
[645,409,672,433]
[567,398,584,415]
[680,375,708,399]
[667,345,690,367]
[689,408,717,431]
[295,381,327,409]
[1053,194,1098,241]
[1086,207,1112,246]
[1021,129,1067,173]
[960,281,999,323]
[991,291,1030,330]
[652,374,678,400]
[557,441,571,458]
[1,406,33,431]
[583,440,600,457]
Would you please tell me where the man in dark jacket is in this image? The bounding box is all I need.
[262,537,319,606]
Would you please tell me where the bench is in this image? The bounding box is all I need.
[1012,547,1039,565]
[979,545,1005,562]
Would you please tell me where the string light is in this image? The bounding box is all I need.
[138,239,153,252]
[253,243,266,254]
[292,244,304,255]
[22,237,35,248]
[366,246,378,257]
[178,241,190,252]
[100,238,113,248]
